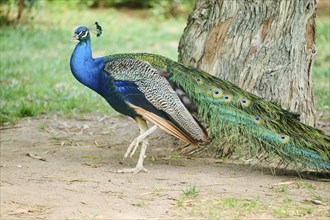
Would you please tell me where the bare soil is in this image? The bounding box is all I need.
[1,113,329,219]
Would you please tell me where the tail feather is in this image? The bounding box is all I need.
[167,60,330,171]
[207,105,330,169]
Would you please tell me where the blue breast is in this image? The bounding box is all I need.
[70,41,137,118]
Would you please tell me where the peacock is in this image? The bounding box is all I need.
[70,23,330,174]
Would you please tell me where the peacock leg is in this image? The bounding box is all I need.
[124,125,158,158]
[116,117,154,174]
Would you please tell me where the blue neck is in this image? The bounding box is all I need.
[70,38,137,118]
[70,40,105,94]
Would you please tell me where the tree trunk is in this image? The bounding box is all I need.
[179,0,317,126]
[17,0,25,21]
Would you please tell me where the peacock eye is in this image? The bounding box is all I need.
[80,30,88,38]
[254,116,262,124]
[240,98,250,107]
[195,77,204,84]
[279,135,290,143]
[222,95,233,102]
[212,89,222,98]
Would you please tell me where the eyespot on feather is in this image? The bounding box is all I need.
[223,95,233,102]
[212,89,223,98]
[254,116,262,124]
[195,77,204,84]
[279,135,290,143]
[240,98,251,107]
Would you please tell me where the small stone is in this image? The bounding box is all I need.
[310,199,326,206]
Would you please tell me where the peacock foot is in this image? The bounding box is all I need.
[116,165,148,174]
[124,125,158,158]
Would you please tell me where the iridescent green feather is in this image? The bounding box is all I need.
[106,53,330,171]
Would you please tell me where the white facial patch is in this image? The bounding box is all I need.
[82,31,88,37]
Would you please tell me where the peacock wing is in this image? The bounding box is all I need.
[103,58,208,145]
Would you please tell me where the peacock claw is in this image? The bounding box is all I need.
[116,166,148,174]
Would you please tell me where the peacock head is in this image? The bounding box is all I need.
[72,26,90,42]
[72,22,102,42]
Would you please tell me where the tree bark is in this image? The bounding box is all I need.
[17,0,25,21]
[179,0,317,126]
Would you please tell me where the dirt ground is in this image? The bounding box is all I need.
[1,113,329,219]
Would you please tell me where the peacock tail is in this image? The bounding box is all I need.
[106,53,330,171]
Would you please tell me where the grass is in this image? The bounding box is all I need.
[176,195,261,219]
[177,185,199,207]
[271,197,316,218]
[81,155,99,160]
[174,180,330,219]
[313,16,330,112]
[176,193,328,219]
[132,200,147,208]
[182,185,199,198]
[0,5,329,124]
[270,184,289,193]
[296,181,317,190]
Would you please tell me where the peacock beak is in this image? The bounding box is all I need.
[72,33,79,41]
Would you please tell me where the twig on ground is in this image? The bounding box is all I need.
[25,153,47,162]
[0,125,22,130]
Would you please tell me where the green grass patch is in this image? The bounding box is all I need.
[49,134,59,140]
[176,185,200,208]
[181,185,199,198]
[296,181,317,190]
[81,155,99,160]
[178,196,261,219]
[313,16,330,112]
[37,122,45,130]
[270,184,289,193]
[132,200,147,208]
[175,193,328,219]
[272,197,315,218]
